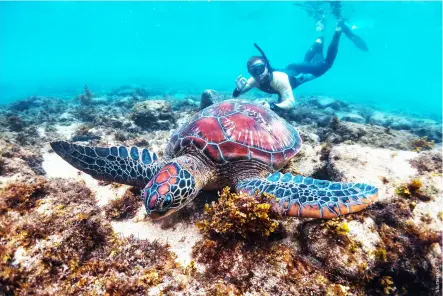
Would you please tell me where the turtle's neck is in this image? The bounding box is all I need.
[174,154,215,191]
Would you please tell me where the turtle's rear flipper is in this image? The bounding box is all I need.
[236,172,378,219]
[50,141,165,188]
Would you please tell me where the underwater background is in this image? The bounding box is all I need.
[1,2,443,295]
[0,1,442,121]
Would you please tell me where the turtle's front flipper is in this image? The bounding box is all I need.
[236,172,378,219]
[50,141,165,188]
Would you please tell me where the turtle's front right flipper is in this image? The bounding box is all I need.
[236,172,378,219]
[50,141,165,188]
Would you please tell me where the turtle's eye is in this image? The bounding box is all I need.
[162,195,173,210]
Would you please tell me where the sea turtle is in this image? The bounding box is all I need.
[50,99,378,220]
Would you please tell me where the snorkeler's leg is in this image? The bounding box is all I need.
[285,62,320,77]
[292,21,359,81]
[303,36,324,63]
[286,32,336,79]
[304,18,325,63]
[324,26,342,67]
[285,30,340,85]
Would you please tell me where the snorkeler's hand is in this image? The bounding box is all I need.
[274,98,296,110]
[260,101,271,109]
[236,75,247,91]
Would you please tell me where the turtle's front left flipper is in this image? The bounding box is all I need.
[50,141,165,188]
[236,172,378,219]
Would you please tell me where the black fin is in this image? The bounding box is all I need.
[342,24,369,52]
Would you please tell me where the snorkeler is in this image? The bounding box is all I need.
[233,17,368,110]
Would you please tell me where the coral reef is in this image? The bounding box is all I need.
[70,104,98,122]
[317,120,419,150]
[71,124,101,142]
[300,217,382,280]
[395,178,424,199]
[0,177,181,296]
[77,84,93,105]
[104,187,142,220]
[363,199,442,295]
[272,96,442,143]
[409,148,442,174]
[0,140,45,176]
[412,123,442,143]
[196,187,281,241]
[1,91,441,295]
[411,136,435,152]
[8,96,40,112]
[0,177,47,215]
[191,238,334,295]
[6,115,25,132]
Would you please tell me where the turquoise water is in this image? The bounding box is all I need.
[1,1,442,121]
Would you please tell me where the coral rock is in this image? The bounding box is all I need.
[301,218,381,280]
[336,112,366,124]
[310,96,346,110]
[131,100,176,130]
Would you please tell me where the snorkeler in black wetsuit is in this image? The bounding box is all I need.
[233,12,369,110]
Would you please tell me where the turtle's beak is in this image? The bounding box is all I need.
[148,209,177,221]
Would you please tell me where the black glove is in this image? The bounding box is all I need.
[270,102,278,111]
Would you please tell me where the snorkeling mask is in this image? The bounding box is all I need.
[248,62,266,76]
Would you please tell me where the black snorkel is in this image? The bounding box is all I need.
[254,43,273,72]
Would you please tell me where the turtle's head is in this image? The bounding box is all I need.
[142,161,199,220]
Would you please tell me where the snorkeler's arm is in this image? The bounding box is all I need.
[271,72,296,110]
[233,77,257,97]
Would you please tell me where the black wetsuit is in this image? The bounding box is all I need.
[233,29,342,99]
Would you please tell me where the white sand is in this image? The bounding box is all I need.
[55,123,81,140]
[112,220,202,267]
[329,144,421,202]
[37,127,46,138]
[42,149,81,179]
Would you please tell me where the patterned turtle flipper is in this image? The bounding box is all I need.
[50,141,165,188]
[236,172,378,219]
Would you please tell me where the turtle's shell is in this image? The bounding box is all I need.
[168,100,302,169]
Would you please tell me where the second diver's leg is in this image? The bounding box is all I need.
[324,23,343,68]
[304,18,326,63]
[285,22,343,83]
[303,36,324,63]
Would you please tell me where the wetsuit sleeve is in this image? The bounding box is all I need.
[271,72,296,110]
[233,77,256,97]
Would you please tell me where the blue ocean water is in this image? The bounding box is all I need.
[0,1,441,121]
